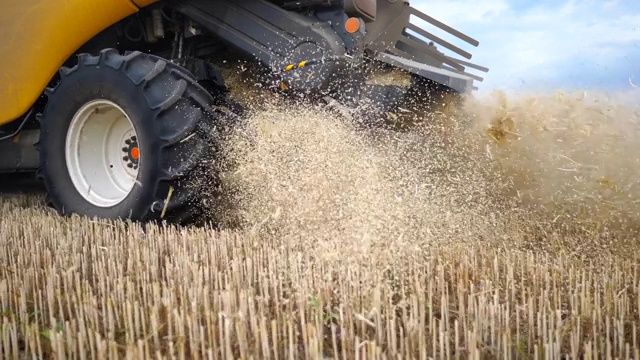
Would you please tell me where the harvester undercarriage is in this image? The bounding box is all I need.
[0,0,488,224]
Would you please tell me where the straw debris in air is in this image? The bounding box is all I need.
[1,72,640,358]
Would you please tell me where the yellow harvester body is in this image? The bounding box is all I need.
[0,0,159,125]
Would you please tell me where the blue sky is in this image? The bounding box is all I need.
[410,0,640,95]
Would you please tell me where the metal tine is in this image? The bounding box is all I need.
[444,56,490,73]
[404,25,472,60]
[396,36,466,72]
[401,28,489,76]
[441,64,485,82]
[408,6,480,47]
[389,45,436,69]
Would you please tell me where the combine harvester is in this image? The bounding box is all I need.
[0,0,488,224]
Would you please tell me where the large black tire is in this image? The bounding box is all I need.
[37,49,222,224]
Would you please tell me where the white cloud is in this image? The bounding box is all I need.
[409,0,640,93]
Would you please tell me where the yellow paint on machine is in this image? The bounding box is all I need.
[0,0,157,126]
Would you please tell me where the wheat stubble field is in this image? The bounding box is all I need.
[1,80,640,359]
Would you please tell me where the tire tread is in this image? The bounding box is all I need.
[38,48,221,224]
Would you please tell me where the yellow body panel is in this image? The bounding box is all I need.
[0,0,142,125]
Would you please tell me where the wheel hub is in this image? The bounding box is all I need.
[121,134,140,171]
[65,99,140,208]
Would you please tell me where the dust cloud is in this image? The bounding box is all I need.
[203,79,640,268]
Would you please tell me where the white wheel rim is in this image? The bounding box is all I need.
[65,99,140,208]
